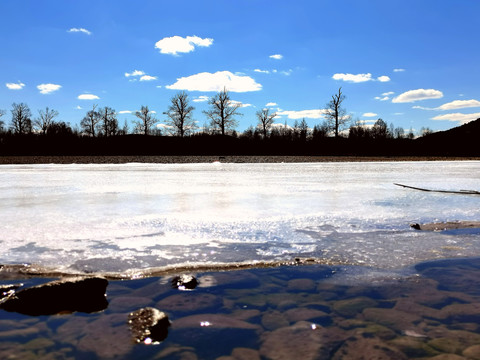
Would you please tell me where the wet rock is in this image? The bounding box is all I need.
[357,324,397,340]
[0,277,108,316]
[231,309,261,321]
[261,310,289,330]
[128,307,170,344]
[333,297,378,317]
[172,274,198,291]
[0,283,22,300]
[287,278,316,292]
[394,298,446,320]
[440,303,480,323]
[411,221,480,231]
[428,355,466,360]
[156,293,222,313]
[260,321,344,360]
[463,344,480,359]
[362,308,422,332]
[231,347,261,360]
[388,336,439,358]
[428,337,464,354]
[284,307,329,324]
[332,336,408,360]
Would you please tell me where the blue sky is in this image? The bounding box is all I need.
[1,0,479,134]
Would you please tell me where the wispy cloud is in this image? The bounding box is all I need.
[37,83,61,94]
[374,91,394,101]
[78,93,100,100]
[125,70,145,77]
[377,75,390,82]
[166,71,262,92]
[139,75,157,81]
[68,28,92,35]
[333,73,390,83]
[333,73,372,83]
[277,109,326,119]
[193,95,210,102]
[432,112,480,124]
[155,35,213,55]
[118,110,132,114]
[254,69,270,74]
[266,102,278,107]
[362,112,378,117]
[437,99,480,110]
[393,68,405,72]
[392,89,443,103]
[6,81,25,90]
[269,54,283,60]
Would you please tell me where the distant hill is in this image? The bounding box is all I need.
[416,118,480,156]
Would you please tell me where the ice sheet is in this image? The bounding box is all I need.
[1,161,480,276]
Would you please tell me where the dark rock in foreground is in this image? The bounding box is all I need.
[171,274,198,290]
[411,221,480,231]
[0,277,108,316]
[128,307,170,344]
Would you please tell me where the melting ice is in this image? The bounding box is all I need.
[1,161,480,278]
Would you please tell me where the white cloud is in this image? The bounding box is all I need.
[382,91,394,96]
[270,54,283,60]
[193,95,210,102]
[266,102,278,107]
[75,105,82,110]
[271,123,293,130]
[393,68,405,72]
[6,82,25,90]
[68,28,92,35]
[155,35,213,55]
[78,94,100,100]
[254,69,270,74]
[139,75,158,81]
[333,73,372,83]
[37,83,61,94]
[362,112,378,117]
[431,112,480,124]
[166,71,262,92]
[277,109,326,119]
[125,70,145,77]
[437,99,480,111]
[281,69,293,76]
[230,100,252,108]
[118,110,132,114]
[377,75,390,82]
[375,96,390,101]
[392,89,443,103]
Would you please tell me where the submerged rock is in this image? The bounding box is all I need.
[128,307,170,344]
[0,277,108,316]
[171,274,198,290]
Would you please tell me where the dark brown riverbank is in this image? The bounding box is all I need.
[1,155,480,164]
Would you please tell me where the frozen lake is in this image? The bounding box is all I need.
[1,161,480,280]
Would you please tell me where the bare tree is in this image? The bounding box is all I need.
[10,103,32,135]
[164,92,196,137]
[80,104,100,137]
[134,105,157,135]
[324,87,349,138]
[0,109,5,133]
[203,88,242,135]
[256,108,277,138]
[34,107,59,135]
[98,106,118,137]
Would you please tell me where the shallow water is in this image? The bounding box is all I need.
[1,161,480,280]
[2,259,480,359]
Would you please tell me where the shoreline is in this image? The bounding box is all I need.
[1,155,480,164]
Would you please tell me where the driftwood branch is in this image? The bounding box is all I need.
[394,183,480,195]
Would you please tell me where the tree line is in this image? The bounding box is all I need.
[0,88,449,156]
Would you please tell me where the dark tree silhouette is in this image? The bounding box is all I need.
[324,87,349,138]
[203,88,242,135]
[80,105,100,137]
[98,106,118,137]
[34,107,59,135]
[256,108,277,138]
[0,109,5,133]
[134,105,157,135]
[372,118,389,139]
[10,103,32,135]
[164,92,196,137]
